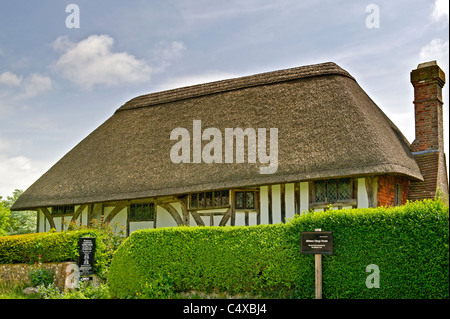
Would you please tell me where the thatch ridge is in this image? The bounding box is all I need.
[117,62,354,112]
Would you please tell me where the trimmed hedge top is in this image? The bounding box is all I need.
[108,199,449,299]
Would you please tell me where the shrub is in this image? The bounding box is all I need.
[36,282,112,299]
[107,199,449,299]
[0,224,124,279]
[29,255,55,287]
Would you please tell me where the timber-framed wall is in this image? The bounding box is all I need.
[34,175,400,236]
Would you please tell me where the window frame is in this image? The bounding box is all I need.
[129,202,155,222]
[52,205,75,216]
[394,183,402,206]
[311,178,355,206]
[189,190,230,210]
[234,190,256,210]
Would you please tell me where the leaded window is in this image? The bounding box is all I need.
[395,184,402,206]
[314,178,352,203]
[235,191,255,210]
[130,203,155,221]
[190,190,230,210]
[52,205,75,215]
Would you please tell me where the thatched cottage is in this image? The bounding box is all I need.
[12,61,448,235]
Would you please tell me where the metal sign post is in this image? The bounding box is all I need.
[301,228,333,299]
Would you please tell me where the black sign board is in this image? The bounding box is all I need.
[78,237,96,276]
[301,231,333,254]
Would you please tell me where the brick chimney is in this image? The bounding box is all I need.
[409,61,448,200]
[410,61,445,152]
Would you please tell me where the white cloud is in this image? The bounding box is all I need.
[52,35,187,90]
[52,34,153,89]
[0,137,12,153]
[0,71,52,114]
[0,71,52,96]
[420,39,449,72]
[0,154,47,198]
[0,71,22,87]
[22,73,53,98]
[431,0,449,22]
[151,41,187,72]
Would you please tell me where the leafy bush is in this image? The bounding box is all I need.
[137,273,176,299]
[0,223,125,279]
[37,282,112,299]
[29,255,55,287]
[108,199,449,299]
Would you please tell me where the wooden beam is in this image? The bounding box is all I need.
[159,203,183,226]
[295,182,300,215]
[41,207,56,230]
[190,210,205,226]
[365,176,375,208]
[280,184,286,223]
[71,204,87,224]
[89,203,103,224]
[126,206,130,237]
[178,198,190,226]
[104,205,126,224]
[268,185,273,224]
[36,209,40,233]
[230,190,236,226]
[255,190,261,225]
[219,208,232,226]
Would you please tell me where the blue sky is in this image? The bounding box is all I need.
[0,0,449,197]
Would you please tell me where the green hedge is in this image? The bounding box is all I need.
[0,229,114,278]
[108,199,449,298]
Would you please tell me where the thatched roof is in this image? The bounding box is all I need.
[12,62,422,210]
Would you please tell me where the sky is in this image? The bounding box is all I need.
[0,0,449,198]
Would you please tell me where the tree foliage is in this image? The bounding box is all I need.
[0,189,36,236]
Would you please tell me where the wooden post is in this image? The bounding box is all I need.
[315,228,322,299]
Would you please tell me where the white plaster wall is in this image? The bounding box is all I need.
[80,207,88,226]
[104,207,128,235]
[234,212,245,226]
[130,221,154,233]
[38,210,45,232]
[113,209,128,233]
[214,214,225,226]
[45,215,51,232]
[357,177,369,208]
[260,186,269,224]
[300,182,309,214]
[271,184,281,224]
[157,206,179,228]
[233,211,258,226]
[196,208,228,226]
[53,217,62,232]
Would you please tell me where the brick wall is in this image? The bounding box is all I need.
[410,62,445,153]
[377,175,410,207]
